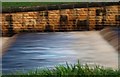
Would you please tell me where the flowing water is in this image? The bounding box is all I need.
[2,31,118,74]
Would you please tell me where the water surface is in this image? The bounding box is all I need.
[2,31,118,74]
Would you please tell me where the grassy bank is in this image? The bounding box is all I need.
[2,61,120,77]
[2,2,70,8]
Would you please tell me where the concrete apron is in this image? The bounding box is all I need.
[0,34,17,57]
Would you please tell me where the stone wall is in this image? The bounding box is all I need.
[1,5,119,36]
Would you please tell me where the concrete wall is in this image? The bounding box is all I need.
[100,27,120,52]
[1,5,119,36]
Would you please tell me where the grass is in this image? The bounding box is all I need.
[2,2,72,8]
[2,61,120,77]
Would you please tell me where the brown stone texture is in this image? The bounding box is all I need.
[1,5,119,35]
[105,6,119,26]
[89,8,96,30]
[48,10,60,31]
[76,8,88,20]
[1,14,10,35]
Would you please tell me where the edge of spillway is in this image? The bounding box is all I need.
[100,27,119,52]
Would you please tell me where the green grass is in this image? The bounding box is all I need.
[2,61,120,77]
[2,2,72,8]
